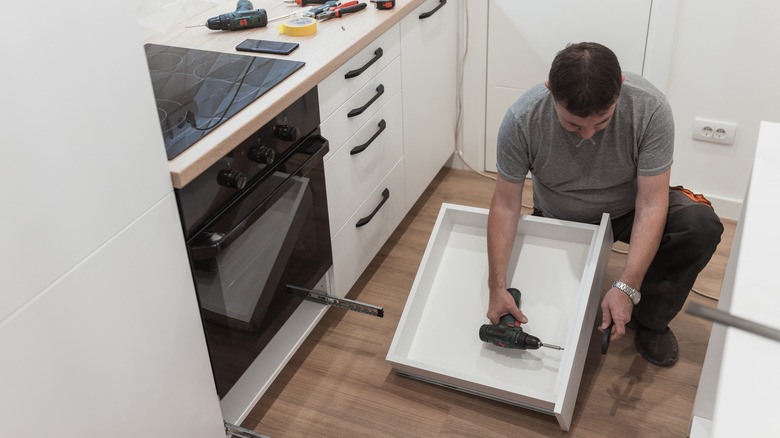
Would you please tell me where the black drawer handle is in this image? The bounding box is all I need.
[345,48,383,79]
[351,119,387,155]
[348,84,384,118]
[356,188,390,228]
[419,0,446,19]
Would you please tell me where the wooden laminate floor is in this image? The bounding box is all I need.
[242,167,736,437]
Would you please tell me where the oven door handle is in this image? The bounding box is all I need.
[189,135,329,260]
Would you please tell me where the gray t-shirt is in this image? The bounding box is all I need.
[496,72,674,223]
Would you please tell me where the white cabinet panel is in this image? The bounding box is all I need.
[401,0,458,211]
[318,23,401,122]
[321,57,403,162]
[0,0,172,322]
[325,91,404,237]
[331,160,406,297]
[484,0,652,172]
[0,194,224,438]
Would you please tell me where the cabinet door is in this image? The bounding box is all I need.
[0,194,225,438]
[484,0,652,172]
[400,0,458,211]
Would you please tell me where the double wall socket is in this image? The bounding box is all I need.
[692,117,737,145]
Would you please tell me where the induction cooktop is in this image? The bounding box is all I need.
[144,44,305,160]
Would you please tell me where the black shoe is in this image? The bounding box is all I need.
[634,325,679,367]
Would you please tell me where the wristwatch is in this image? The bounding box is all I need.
[613,280,641,305]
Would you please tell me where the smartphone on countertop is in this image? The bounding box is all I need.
[236,39,299,55]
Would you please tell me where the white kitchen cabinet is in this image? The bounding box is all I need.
[387,204,613,431]
[321,24,406,297]
[318,24,402,125]
[321,57,403,166]
[689,122,780,437]
[1,1,174,324]
[325,91,404,239]
[0,1,225,435]
[400,0,458,212]
[0,194,225,438]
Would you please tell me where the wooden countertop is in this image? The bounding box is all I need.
[145,0,426,188]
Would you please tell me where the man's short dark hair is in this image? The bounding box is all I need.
[548,42,623,118]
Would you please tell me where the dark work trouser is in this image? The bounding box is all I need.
[534,188,725,331]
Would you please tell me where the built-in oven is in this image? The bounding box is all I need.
[143,42,333,398]
[174,88,331,398]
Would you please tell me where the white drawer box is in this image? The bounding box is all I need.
[324,92,403,237]
[321,57,402,162]
[386,204,612,431]
[331,160,406,297]
[318,23,401,121]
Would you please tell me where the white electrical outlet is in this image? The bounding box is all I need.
[692,118,737,145]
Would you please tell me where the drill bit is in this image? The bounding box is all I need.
[542,343,564,350]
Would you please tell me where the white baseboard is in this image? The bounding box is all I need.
[707,194,743,221]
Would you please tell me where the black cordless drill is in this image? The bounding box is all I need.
[479,288,564,350]
[206,0,268,31]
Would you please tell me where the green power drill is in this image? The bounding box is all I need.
[206,0,268,31]
[479,288,564,350]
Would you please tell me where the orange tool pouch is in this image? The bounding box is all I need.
[671,186,713,209]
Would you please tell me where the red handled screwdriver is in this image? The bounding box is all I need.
[283,0,330,5]
[317,1,367,19]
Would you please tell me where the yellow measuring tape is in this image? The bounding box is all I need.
[277,17,317,36]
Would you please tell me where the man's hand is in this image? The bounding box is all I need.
[599,286,634,341]
[487,288,527,325]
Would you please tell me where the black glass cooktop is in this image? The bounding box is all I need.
[144,44,305,160]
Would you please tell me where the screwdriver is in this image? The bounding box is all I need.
[283,0,330,5]
[303,1,340,17]
[317,1,367,20]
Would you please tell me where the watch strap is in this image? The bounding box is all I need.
[613,280,641,305]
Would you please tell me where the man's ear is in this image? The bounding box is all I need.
[621,74,625,83]
[545,81,550,89]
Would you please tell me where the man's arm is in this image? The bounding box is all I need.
[487,175,528,325]
[600,169,670,340]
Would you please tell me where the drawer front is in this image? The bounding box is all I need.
[318,23,401,121]
[321,56,402,161]
[324,92,403,237]
[330,160,406,297]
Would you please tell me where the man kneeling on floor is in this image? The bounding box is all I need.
[486,42,724,366]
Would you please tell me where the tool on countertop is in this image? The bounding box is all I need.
[283,0,330,5]
[303,1,340,17]
[189,0,267,31]
[479,288,565,351]
[316,1,367,20]
[189,0,309,30]
[370,0,395,9]
[277,16,318,35]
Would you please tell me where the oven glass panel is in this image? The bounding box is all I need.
[187,140,331,398]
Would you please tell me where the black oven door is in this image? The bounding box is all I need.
[186,134,331,397]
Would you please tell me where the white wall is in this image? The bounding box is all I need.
[664,0,780,220]
[460,0,780,221]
